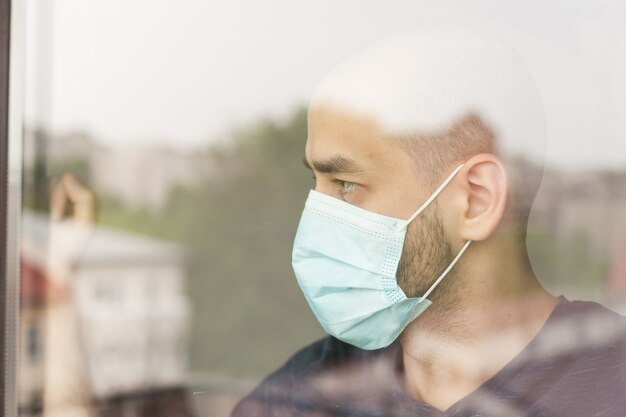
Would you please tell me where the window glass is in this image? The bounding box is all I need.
[17,1,626,417]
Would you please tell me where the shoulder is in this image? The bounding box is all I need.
[547,298,626,382]
[549,298,626,353]
[231,336,365,417]
[533,298,626,413]
[557,298,626,341]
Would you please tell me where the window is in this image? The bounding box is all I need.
[2,2,626,417]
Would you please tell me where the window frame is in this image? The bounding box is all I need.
[1,0,25,416]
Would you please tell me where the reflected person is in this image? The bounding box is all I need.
[233,26,626,417]
[47,172,98,283]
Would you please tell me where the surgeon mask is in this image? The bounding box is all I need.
[291,164,471,350]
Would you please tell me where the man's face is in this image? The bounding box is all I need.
[304,105,456,300]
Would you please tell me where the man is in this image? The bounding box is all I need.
[232,26,626,417]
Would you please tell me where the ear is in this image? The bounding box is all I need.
[453,154,508,242]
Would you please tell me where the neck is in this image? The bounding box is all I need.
[398,236,558,411]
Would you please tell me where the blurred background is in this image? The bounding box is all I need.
[16,1,626,417]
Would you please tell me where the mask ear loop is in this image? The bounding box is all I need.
[406,164,465,225]
[422,240,472,300]
[403,163,470,300]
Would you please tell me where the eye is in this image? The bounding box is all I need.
[336,180,359,195]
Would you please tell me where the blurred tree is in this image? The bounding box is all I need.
[171,108,325,377]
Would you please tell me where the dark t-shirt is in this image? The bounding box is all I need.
[232,297,626,417]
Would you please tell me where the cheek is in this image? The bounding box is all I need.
[365,161,428,219]
[396,208,454,295]
[366,183,424,220]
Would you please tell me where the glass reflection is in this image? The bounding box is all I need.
[15,1,626,417]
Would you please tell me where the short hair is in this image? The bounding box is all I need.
[310,25,546,228]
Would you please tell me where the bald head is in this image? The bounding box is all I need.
[311,25,545,161]
[309,25,546,227]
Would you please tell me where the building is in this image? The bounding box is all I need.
[21,211,193,417]
[24,130,211,210]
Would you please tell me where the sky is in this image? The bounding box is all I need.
[24,0,626,170]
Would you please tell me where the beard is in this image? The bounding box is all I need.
[396,202,459,306]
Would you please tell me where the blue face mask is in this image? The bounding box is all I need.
[291,164,471,350]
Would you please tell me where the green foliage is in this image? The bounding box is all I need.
[89,109,324,377]
[527,226,609,294]
[175,108,325,377]
[96,193,188,243]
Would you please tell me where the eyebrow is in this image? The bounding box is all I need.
[302,155,363,174]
